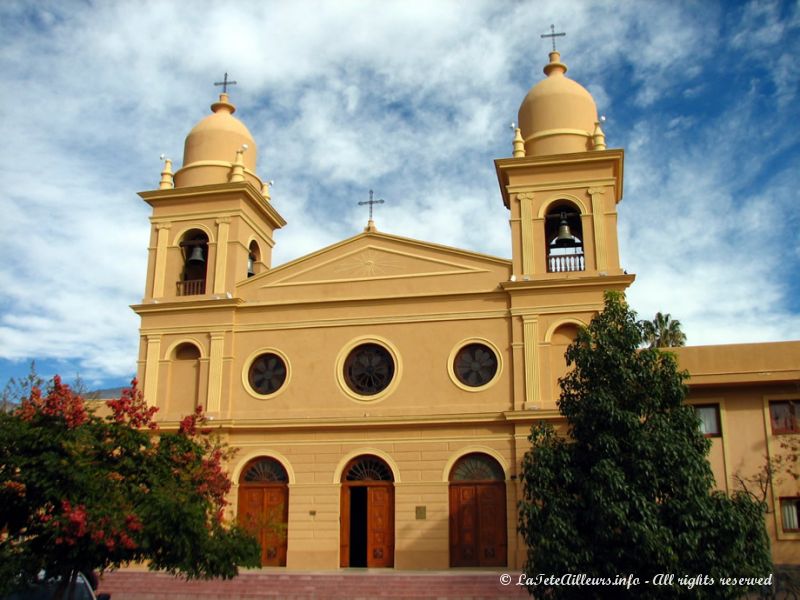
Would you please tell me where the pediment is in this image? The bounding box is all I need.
[237,231,510,302]
[271,244,487,285]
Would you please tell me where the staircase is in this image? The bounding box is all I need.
[97,568,531,599]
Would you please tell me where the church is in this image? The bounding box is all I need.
[131,49,799,569]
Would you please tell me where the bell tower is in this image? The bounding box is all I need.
[133,88,285,414]
[496,51,625,280]
[497,48,634,414]
[139,92,285,302]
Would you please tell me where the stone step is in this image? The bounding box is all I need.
[96,569,531,599]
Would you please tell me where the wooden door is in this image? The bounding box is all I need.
[449,483,506,567]
[339,486,350,568]
[238,485,288,566]
[476,483,506,566]
[340,484,394,567]
[367,486,394,567]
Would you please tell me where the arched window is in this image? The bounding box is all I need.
[449,453,505,482]
[178,229,208,295]
[168,342,201,417]
[247,240,261,278]
[549,323,580,400]
[545,203,584,273]
[343,455,394,482]
[240,457,289,484]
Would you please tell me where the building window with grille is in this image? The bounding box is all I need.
[769,401,799,435]
[694,404,721,437]
[780,498,800,532]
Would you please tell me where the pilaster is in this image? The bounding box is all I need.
[519,192,535,276]
[522,315,541,409]
[152,223,172,297]
[588,187,607,271]
[143,334,162,407]
[207,332,226,414]
[213,217,231,294]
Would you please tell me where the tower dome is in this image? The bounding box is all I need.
[173,93,260,188]
[517,52,599,157]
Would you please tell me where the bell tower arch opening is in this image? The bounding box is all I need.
[247,240,261,278]
[545,201,584,273]
[178,229,209,295]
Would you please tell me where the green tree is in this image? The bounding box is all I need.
[0,376,260,598]
[641,311,687,348]
[518,292,772,599]
[0,361,44,412]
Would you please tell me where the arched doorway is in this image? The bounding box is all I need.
[449,453,507,567]
[237,457,289,566]
[339,455,394,568]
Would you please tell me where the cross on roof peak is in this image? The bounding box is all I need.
[214,72,238,94]
[358,189,385,223]
[541,24,566,52]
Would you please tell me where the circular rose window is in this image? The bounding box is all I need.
[453,343,498,387]
[343,343,395,396]
[248,352,288,395]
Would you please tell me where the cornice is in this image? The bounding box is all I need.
[505,177,617,195]
[139,182,286,230]
[495,148,625,208]
[235,287,508,310]
[131,296,244,315]
[495,148,624,170]
[501,273,635,292]
[153,408,562,433]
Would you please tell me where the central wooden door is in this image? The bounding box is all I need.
[449,453,507,567]
[237,458,289,567]
[339,455,395,568]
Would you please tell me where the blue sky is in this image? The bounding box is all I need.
[0,0,798,391]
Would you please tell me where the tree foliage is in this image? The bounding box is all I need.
[0,376,260,597]
[641,311,687,349]
[518,292,772,599]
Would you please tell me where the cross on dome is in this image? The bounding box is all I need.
[540,24,566,52]
[214,72,238,94]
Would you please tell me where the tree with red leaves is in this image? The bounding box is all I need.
[0,376,259,598]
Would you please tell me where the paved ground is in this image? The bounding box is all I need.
[96,568,532,599]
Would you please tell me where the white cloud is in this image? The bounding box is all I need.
[0,0,798,386]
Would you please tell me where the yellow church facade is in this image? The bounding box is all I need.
[131,51,800,570]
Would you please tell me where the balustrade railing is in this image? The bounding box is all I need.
[547,252,585,273]
[176,279,206,296]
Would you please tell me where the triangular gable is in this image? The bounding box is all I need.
[237,231,510,303]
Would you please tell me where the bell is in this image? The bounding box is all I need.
[187,246,205,264]
[555,214,576,247]
[247,254,255,277]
